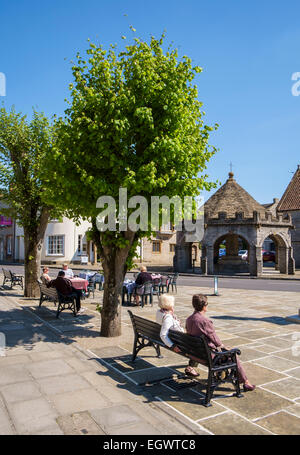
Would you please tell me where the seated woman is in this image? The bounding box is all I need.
[155,294,199,377]
[40,267,51,285]
[134,265,153,306]
[186,294,255,392]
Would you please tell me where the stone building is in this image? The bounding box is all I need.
[138,225,177,266]
[0,214,14,262]
[174,172,295,276]
[277,165,300,268]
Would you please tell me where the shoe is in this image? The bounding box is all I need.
[185,367,200,377]
[243,383,256,392]
[77,308,86,314]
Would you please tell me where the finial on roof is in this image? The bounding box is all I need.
[228,171,234,179]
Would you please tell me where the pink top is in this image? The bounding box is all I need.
[185,311,222,349]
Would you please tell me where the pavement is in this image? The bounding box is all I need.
[0,273,300,435]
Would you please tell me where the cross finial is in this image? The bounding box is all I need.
[230,161,233,173]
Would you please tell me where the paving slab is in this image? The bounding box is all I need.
[0,354,31,365]
[155,388,226,421]
[235,347,269,362]
[271,348,300,363]
[57,411,105,435]
[36,374,92,395]
[90,404,144,432]
[50,388,110,415]
[260,377,300,400]
[108,422,160,435]
[255,411,300,435]
[1,381,42,403]
[199,412,272,435]
[209,387,293,420]
[0,364,32,386]
[0,403,15,435]
[284,367,300,379]
[252,355,300,372]
[7,397,58,434]
[283,403,300,418]
[242,362,288,385]
[26,358,75,379]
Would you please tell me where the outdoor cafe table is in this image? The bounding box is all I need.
[122,280,136,305]
[69,277,89,292]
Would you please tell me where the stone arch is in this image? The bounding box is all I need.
[259,231,294,275]
[210,232,252,275]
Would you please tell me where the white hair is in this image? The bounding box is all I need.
[158,294,175,311]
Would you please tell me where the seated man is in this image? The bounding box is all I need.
[134,266,153,305]
[47,271,84,314]
[40,266,51,285]
[62,263,74,279]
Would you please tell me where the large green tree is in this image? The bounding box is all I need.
[48,33,218,336]
[0,107,58,297]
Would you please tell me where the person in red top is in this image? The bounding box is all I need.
[186,294,255,392]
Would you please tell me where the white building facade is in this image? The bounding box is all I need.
[14,217,96,265]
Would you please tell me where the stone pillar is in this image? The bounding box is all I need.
[288,247,295,275]
[174,244,191,272]
[249,245,262,276]
[275,244,279,270]
[206,246,214,275]
[278,247,288,274]
[201,257,208,275]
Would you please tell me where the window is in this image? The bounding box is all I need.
[152,241,161,253]
[78,234,82,253]
[169,244,176,253]
[78,234,87,255]
[47,235,64,255]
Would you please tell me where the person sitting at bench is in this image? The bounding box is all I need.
[47,271,84,314]
[40,267,51,285]
[155,294,199,377]
[62,263,74,279]
[186,294,255,392]
[134,266,153,306]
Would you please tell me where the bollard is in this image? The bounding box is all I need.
[213,276,219,296]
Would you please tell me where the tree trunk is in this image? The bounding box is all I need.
[100,254,127,337]
[23,208,50,297]
[24,233,42,298]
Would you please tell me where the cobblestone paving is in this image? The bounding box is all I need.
[1,274,300,435]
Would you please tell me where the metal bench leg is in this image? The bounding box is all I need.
[39,294,44,307]
[233,368,243,398]
[204,372,214,407]
[154,343,163,359]
[132,335,138,362]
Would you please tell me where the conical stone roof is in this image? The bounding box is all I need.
[204,172,267,219]
[277,166,300,211]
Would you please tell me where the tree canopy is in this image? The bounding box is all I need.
[45,33,219,335]
[0,106,58,296]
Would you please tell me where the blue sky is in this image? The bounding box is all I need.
[1,0,299,204]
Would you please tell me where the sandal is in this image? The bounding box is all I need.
[185,366,199,377]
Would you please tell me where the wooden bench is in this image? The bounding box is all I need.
[2,268,24,289]
[38,281,77,318]
[128,310,243,407]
